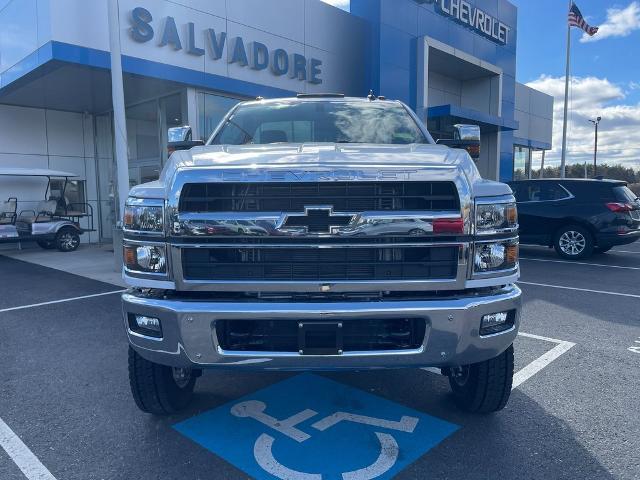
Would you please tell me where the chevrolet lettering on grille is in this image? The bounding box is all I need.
[279,206,355,234]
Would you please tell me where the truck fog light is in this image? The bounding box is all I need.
[480,311,515,336]
[128,314,163,338]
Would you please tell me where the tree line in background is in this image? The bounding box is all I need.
[515,164,640,196]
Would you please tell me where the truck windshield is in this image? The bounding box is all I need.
[210,100,429,146]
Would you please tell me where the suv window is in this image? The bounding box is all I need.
[516,182,571,202]
[613,186,639,203]
[211,100,429,145]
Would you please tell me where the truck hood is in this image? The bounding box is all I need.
[129,144,512,198]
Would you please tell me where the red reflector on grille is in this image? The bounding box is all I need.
[433,218,464,234]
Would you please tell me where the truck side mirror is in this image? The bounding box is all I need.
[168,126,205,155]
[437,124,481,160]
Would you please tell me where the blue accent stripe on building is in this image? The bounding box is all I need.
[0,41,296,101]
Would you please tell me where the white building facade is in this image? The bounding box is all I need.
[0,0,552,242]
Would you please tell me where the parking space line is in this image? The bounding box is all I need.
[422,332,576,391]
[0,290,126,314]
[519,281,640,299]
[611,249,640,254]
[513,333,576,389]
[0,416,57,480]
[520,257,640,270]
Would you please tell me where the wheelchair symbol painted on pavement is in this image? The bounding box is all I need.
[173,374,459,480]
[231,399,419,479]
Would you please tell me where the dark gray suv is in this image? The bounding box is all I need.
[509,179,640,259]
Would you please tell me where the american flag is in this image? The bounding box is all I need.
[568,2,599,36]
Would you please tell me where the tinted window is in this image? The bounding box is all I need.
[613,186,638,203]
[211,101,428,145]
[517,182,571,202]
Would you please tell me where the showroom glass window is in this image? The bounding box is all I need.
[513,146,531,180]
[198,92,243,142]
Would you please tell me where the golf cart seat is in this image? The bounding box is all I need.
[18,200,58,223]
[0,197,17,225]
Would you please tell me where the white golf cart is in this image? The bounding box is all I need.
[0,168,94,252]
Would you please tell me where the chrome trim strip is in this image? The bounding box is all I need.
[216,346,426,358]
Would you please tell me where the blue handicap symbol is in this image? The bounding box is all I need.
[174,373,459,479]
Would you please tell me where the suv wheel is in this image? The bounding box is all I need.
[128,347,197,415]
[448,344,514,413]
[554,225,593,260]
[55,228,80,252]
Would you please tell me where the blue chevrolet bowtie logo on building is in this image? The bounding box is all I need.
[174,374,459,479]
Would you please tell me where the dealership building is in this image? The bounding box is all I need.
[0,0,553,242]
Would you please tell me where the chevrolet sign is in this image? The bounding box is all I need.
[415,0,511,45]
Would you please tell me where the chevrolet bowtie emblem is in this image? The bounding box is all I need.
[280,206,355,234]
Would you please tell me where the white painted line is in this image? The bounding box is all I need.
[520,257,640,271]
[421,332,576,391]
[611,249,640,254]
[518,281,640,300]
[0,416,57,480]
[0,290,126,314]
[512,338,576,389]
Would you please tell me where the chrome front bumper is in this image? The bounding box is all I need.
[123,285,521,370]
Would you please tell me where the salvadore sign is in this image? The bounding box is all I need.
[129,7,323,84]
[415,0,511,45]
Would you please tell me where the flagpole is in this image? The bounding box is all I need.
[560,0,572,179]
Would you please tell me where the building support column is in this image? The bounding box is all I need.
[108,0,129,224]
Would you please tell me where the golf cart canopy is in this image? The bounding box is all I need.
[0,168,78,178]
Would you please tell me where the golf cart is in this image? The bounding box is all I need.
[0,168,94,252]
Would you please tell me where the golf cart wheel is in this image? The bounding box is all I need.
[36,239,56,250]
[55,228,80,252]
[448,344,514,414]
[553,225,593,260]
[128,347,197,415]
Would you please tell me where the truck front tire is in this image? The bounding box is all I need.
[128,347,197,415]
[448,344,514,413]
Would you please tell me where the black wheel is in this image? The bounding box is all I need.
[55,228,80,252]
[128,347,197,415]
[36,239,56,250]
[553,225,594,260]
[594,246,613,254]
[448,344,514,413]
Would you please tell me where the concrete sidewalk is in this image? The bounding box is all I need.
[0,243,125,287]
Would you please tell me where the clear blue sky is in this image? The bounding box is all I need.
[514,0,640,103]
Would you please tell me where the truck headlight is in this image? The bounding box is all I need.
[475,202,517,234]
[123,200,164,233]
[474,240,518,273]
[124,245,167,273]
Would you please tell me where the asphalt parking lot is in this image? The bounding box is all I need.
[1,243,639,480]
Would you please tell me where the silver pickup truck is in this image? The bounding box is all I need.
[122,95,521,416]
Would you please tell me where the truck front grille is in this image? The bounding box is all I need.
[215,318,426,353]
[178,182,460,212]
[181,246,459,281]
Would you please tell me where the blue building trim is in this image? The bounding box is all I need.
[428,104,519,131]
[0,41,297,102]
[513,136,552,150]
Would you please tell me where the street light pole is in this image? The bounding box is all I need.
[589,116,601,177]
